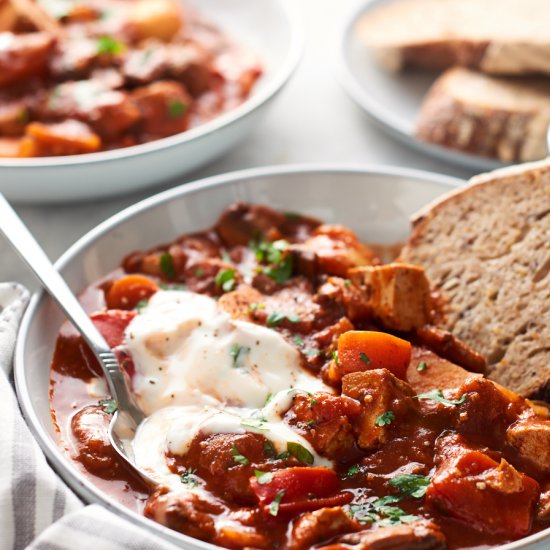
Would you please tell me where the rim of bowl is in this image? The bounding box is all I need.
[16,164,550,549]
[0,0,303,169]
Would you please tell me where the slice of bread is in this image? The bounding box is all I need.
[358,0,550,75]
[415,68,550,163]
[400,159,550,400]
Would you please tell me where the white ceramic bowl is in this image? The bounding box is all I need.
[0,0,302,204]
[15,165,550,549]
[336,0,506,173]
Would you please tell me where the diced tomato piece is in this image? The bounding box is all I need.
[250,467,351,518]
[106,274,159,310]
[337,331,411,380]
[426,442,540,537]
[91,310,137,348]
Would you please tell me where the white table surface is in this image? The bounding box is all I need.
[1,0,476,290]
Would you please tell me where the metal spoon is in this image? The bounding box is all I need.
[0,193,156,486]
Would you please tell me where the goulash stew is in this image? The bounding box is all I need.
[0,0,261,157]
[50,203,550,549]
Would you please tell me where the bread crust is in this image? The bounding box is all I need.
[400,160,550,400]
[414,68,550,162]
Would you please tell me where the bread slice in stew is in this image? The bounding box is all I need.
[358,0,550,75]
[414,67,550,163]
[400,159,550,400]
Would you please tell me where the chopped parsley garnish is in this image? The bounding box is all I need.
[342,464,360,479]
[266,311,286,327]
[99,398,117,414]
[293,334,304,347]
[349,504,379,525]
[252,238,288,264]
[136,299,148,312]
[251,238,293,284]
[417,361,427,372]
[349,502,419,526]
[344,278,352,288]
[415,389,468,406]
[249,302,265,312]
[263,441,276,458]
[230,343,250,370]
[266,311,300,327]
[359,352,371,365]
[389,474,431,498]
[194,266,204,278]
[269,490,286,516]
[284,211,300,220]
[375,411,395,427]
[158,282,186,290]
[97,35,125,55]
[287,441,314,465]
[372,494,403,507]
[159,252,176,279]
[304,348,322,358]
[331,350,339,365]
[375,505,419,527]
[254,470,274,485]
[167,98,187,119]
[215,268,236,292]
[180,467,199,487]
[264,259,293,284]
[241,413,268,431]
[230,446,249,465]
[264,393,273,406]
[277,451,291,460]
[348,473,430,525]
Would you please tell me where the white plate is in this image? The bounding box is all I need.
[14,165,550,550]
[336,0,506,173]
[0,0,302,203]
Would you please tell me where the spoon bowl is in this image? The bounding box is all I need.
[0,193,156,487]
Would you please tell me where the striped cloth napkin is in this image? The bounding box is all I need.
[0,283,178,550]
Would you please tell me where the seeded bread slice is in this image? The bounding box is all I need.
[358,0,550,75]
[400,159,550,400]
[414,68,550,163]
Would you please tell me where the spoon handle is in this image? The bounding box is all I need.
[0,193,138,415]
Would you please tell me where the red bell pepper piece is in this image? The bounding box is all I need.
[250,467,351,517]
[426,443,540,537]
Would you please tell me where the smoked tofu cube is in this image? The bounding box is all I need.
[507,420,550,474]
[342,369,414,450]
[350,263,431,331]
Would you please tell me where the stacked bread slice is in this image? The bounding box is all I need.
[359,0,550,161]
[415,68,550,163]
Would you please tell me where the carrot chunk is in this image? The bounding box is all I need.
[106,274,159,310]
[337,331,411,380]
